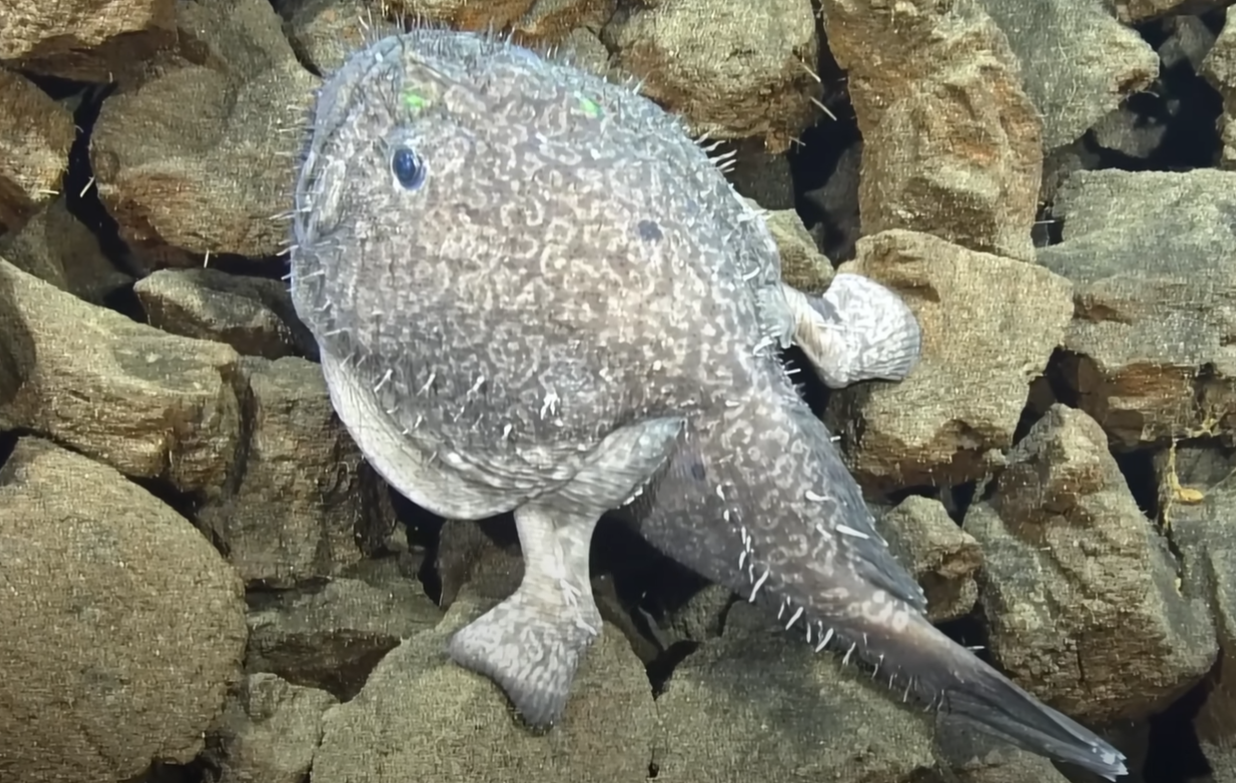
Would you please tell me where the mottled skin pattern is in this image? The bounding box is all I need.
[289,28,1127,780]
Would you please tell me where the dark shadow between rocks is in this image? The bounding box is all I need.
[1144,672,1211,783]
[1113,447,1161,521]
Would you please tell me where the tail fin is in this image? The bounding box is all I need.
[822,602,1128,780]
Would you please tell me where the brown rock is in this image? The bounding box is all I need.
[1203,7,1236,170]
[881,496,982,623]
[824,230,1073,489]
[963,405,1216,722]
[278,0,373,76]
[0,258,242,494]
[133,267,317,360]
[203,673,338,783]
[1114,0,1230,23]
[751,200,835,294]
[311,586,657,783]
[88,0,317,265]
[0,68,76,234]
[978,0,1159,150]
[0,437,247,782]
[0,195,132,304]
[512,0,620,45]
[1037,169,1236,450]
[245,577,442,700]
[0,0,176,83]
[605,0,821,153]
[197,355,397,586]
[821,0,1043,262]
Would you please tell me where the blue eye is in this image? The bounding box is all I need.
[391,146,425,190]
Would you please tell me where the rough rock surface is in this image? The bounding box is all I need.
[880,496,982,622]
[88,0,317,265]
[756,202,835,293]
[1037,169,1236,450]
[964,404,1216,721]
[824,229,1073,490]
[0,68,76,234]
[1114,0,1231,24]
[196,355,397,586]
[0,437,248,782]
[979,0,1160,151]
[0,258,242,494]
[821,0,1043,262]
[604,0,821,152]
[134,267,317,360]
[202,673,338,783]
[1203,7,1236,170]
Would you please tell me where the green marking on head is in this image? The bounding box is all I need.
[403,92,430,111]
[577,95,601,119]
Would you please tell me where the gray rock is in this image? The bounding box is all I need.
[0,68,76,234]
[311,587,657,783]
[196,355,397,587]
[245,576,441,700]
[1114,0,1231,24]
[979,0,1159,150]
[1090,104,1171,159]
[202,673,338,783]
[822,0,1043,262]
[133,267,318,360]
[1159,13,1218,72]
[824,229,1073,490]
[0,436,247,782]
[881,496,982,623]
[964,404,1217,723]
[753,200,835,294]
[655,600,937,781]
[1202,7,1236,170]
[1037,169,1236,450]
[934,717,1074,782]
[0,257,243,494]
[728,139,798,210]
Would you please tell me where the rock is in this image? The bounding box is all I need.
[1039,139,1101,212]
[934,718,1074,782]
[1155,442,1236,776]
[1036,169,1236,450]
[979,0,1159,151]
[88,0,317,266]
[728,139,797,210]
[311,586,657,783]
[511,0,620,46]
[1202,7,1236,170]
[0,258,242,494]
[754,201,835,293]
[963,405,1216,722]
[823,230,1073,490]
[196,355,397,586]
[133,267,318,360]
[1159,14,1217,72]
[202,673,338,783]
[604,0,821,152]
[0,195,132,304]
[1090,103,1171,159]
[655,600,937,780]
[0,68,76,234]
[382,0,540,33]
[277,0,373,75]
[0,436,247,782]
[881,496,982,623]
[0,0,176,83]
[245,576,441,700]
[821,0,1042,262]
[552,26,612,78]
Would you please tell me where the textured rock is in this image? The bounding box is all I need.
[979,0,1159,150]
[0,0,176,82]
[605,0,820,152]
[0,258,242,494]
[1037,169,1236,450]
[133,267,318,360]
[246,577,440,700]
[881,496,982,623]
[824,230,1073,489]
[821,0,1042,262]
[1203,7,1236,170]
[1114,0,1230,23]
[202,673,338,783]
[655,600,937,781]
[311,587,657,783]
[88,0,317,265]
[757,202,835,293]
[0,437,247,782]
[0,68,76,233]
[278,0,372,75]
[964,405,1216,721]
[196,356,397,586]
[0,196,132,304]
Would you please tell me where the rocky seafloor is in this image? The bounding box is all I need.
[2,0,1236,781]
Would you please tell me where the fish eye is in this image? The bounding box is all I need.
[390,146,426,191]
